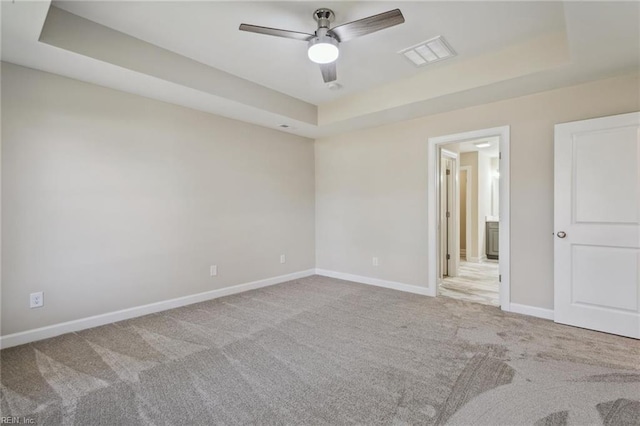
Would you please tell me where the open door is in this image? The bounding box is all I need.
[554,112,640,338]
[440,150,458,279]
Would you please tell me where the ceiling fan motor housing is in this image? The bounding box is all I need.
[313,8,335,32]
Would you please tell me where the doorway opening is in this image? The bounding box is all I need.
[427,126,510,311]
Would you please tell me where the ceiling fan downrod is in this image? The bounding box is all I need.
[313,8,335,36]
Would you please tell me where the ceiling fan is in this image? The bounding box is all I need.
[239,8,405,84]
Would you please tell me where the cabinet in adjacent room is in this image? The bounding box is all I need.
[486,221,499,259]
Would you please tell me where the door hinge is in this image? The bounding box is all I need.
[499,152,502,160]
[446,254,451,260]
[499,274,502,282]
[446,211,450,218]
[446,169,451,175]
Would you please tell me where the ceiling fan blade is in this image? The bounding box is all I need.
[328,9,405,42]
[239,24,314,41]
[319,62,337,83]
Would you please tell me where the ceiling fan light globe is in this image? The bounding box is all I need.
[307,36,339,64]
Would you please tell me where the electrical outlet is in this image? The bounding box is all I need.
[372,257,379,267]
[30,292,44,308]
[210,265,218,277]
[280,254,286,264]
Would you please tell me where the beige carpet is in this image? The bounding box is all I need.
[1,275,639,425]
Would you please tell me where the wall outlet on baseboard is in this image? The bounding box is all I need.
[372,257,379,267]
[30,292,44,308]
[210,265,218,277]
[280,254,286,264]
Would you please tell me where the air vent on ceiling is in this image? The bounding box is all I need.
[399,36,456,67]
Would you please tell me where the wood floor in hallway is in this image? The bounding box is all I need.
[440,260,500,307]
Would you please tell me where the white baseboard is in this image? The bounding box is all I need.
[1,269,555,348]
[468,255,488,263]
[460,249,466,258]
[0,269,315,349]
[509,303,554,320]
[315,269,431,296]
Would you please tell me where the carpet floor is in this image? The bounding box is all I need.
[1,275,639,425]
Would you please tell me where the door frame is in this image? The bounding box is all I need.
[440,149,459,278]
[459,165,472,262]
[426,125,511,312]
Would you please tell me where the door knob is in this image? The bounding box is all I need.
[557,231,567,238]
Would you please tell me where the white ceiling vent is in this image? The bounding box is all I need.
[399,36,456,67]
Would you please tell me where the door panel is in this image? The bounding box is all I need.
[572,245,638,312]
[554,112,640,338]
[574,128,639,224]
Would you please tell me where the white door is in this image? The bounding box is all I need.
[554,112,640,338]
[440,150,459,280]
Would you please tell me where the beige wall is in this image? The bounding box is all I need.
[2,63,639,336]
[316,73,640,310]
[1,63,315,335]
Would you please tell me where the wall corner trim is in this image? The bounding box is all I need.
[0,269,316,349]
[509,303,555,320]
[315,269,432,296]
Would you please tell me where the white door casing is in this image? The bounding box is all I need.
[427,125,510,310]
[554,112,640,338]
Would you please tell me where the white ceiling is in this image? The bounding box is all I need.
[2,1,639,138]
[52,1,566,105]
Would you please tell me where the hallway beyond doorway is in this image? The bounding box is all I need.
[440,261,499,306]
